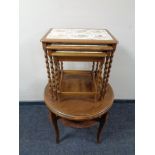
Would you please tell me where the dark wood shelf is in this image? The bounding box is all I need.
[60,118,97,128]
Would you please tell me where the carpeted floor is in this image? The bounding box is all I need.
[19,102,135,155]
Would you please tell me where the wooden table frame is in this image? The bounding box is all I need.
[41,28,118,143]
[48,109,108,143]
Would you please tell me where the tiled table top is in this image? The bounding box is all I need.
[46,28,113,40]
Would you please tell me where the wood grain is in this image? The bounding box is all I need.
[46,44,113,51]
[44,82,114,121]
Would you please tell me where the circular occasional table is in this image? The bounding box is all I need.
[44,82,114,143]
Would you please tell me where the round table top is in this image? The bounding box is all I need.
[44,83,114,121]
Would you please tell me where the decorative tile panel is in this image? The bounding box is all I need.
[46,29,113,40]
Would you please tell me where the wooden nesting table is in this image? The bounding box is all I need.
[41,28,118,143]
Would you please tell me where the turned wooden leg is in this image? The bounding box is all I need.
[96,112,108,143]
[49,111,60,143]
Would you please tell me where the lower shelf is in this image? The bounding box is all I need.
[61,70,96,92]
[60,118,97,128]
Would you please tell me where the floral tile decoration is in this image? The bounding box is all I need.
[46,29,113,40]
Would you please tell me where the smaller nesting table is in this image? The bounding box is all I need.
[41,28,118,143]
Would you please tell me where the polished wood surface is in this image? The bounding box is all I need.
[46,44,113,51]
[44,82,114,121]
[48,51,108,57]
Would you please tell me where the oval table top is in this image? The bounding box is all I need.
[44,83,114,121]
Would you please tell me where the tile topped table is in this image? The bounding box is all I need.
[41,28,117,44]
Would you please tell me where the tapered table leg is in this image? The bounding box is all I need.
[96,112,108,143]
[49,111,60,143]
